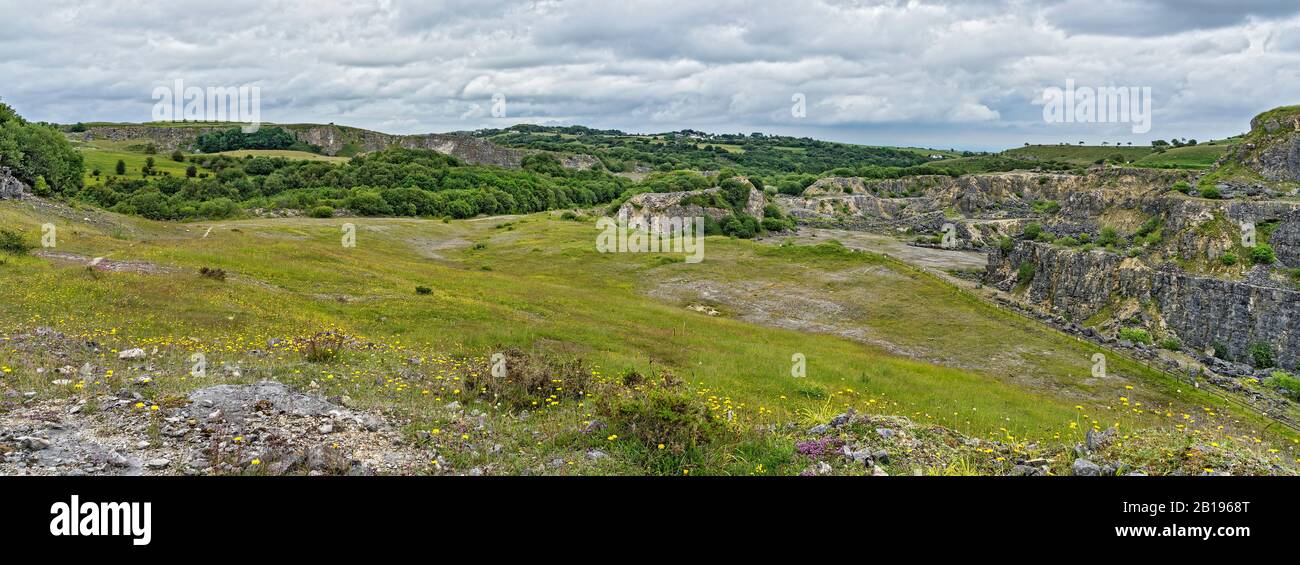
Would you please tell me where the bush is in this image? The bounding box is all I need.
[1248,342,1274,368]
[597,375,725,455]
[0,228,32,255]
[1021,222,1042,240]
[1096,226,1120,247]
[1158,337,1182,351]
[415,286,432,295]
[463,348,593,409]
[1171,180,1191,194]
[1118,327,1152,345]
[1220,252,1238,266]
[998,236,1014,253]
[1268,371,1300,401]
[1017,262,1036,283]
[308,206,335,218]
[1250,244,1275,265]
[1200,186,1221,199]
[1212,342,1229,360]
[298,331,347,363]
[198,266,227,281]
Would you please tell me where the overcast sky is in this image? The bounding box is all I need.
[2,0,1299,150]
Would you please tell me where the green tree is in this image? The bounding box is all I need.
[116,159,126,175]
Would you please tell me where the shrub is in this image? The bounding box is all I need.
[998,236,1014,253]
[1021,222,1042,240]
[1250,244,1276,265]
[597,375,726,455]
[1171,180,1191,193]
[1017,262,1036,283]
[1220,252,1238,266]
[1268,371,1300,401]
[1212,342,1229,360]
[0,228,32,255]
[463,348,593,409]
[415,286,432,295]
[308,206,335,218]
[298,331,347,363]
[198,266,227,281]
[1248,342,1274,368]
[1158,337,1182,351]
[1118,327,1152,345]
[1200,186,1221,199]
[1096,226,1120,247]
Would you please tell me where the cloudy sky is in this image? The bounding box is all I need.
[2,0,1299,150]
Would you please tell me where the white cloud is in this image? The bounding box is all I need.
[0,0,1298,149]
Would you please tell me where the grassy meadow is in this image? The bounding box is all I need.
[1,197,1292,463]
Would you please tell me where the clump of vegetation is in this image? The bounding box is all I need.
[1268,371,1300,401]
[298,331,348,363]
[1200,185,1222,199]
[0,228,33,255]
[1220,252,1239,266]
[308,205,335,218]
[1020,222,1043,240]
[415,285,432,295]
[198,266,227,281]
[1250,244,1276,265]
[597,372,728,465]
[0,100,84,194]
[1171,180,1192,194]
[1118,327,1152,345]
[463,348,593,410]
[1016,262,1036,283]
[1248,342,1274,369]
[1159,337,1182,351]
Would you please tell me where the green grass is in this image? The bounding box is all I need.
[1134,143,1234,169]
[1,201,1289,452]
[74,143,209,185]
[1004,145,1154,165]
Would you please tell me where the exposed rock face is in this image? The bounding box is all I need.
[79,123,592,170]
[617,182,764,234]
[1272,210,1300,266]
[780,169,1193,247]
[0,166,28,199]
[986,241,1300,369]
[1238,110,1300,182]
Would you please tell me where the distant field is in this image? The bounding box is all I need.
[1003,141,1238,169]
[1003,145,1154,165]
[1134,143,1234,169]
[75,144,206,185]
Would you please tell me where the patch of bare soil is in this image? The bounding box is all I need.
[34,251,180,274]
[408,236,472,260]
[648,276,918,358]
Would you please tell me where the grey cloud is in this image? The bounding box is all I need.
[0,0,1298,149]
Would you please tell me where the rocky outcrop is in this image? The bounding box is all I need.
[617,182,764,234]
[987,241,1300,369]
[0,166,28,199]
[1236,108,1300,182]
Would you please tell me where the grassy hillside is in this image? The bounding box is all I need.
[1004,141,1237,169]
[72,139,209,186]
[1,199,1291,460]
